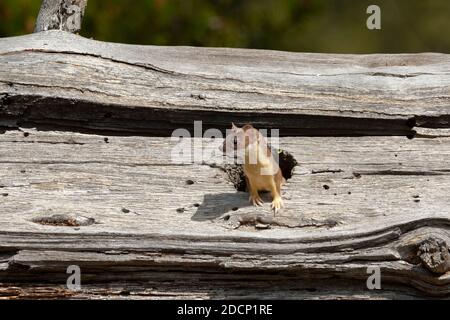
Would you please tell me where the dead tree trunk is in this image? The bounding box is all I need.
[34,0,88,33]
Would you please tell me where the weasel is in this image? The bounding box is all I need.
[222,123,284,213]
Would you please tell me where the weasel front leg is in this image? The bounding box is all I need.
[246,175,264,206]
[269,178,283,214]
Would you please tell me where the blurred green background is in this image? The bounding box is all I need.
[1,0,449,53]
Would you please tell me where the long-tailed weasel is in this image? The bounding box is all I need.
[222,123,284,213]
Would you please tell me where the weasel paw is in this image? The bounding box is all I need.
[271,197,284,213]
[249,195,264,206]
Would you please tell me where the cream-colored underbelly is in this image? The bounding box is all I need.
[244,166,273,192]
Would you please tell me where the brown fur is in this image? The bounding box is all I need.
[222,123,284,213]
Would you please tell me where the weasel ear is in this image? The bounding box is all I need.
[231,122,238,130]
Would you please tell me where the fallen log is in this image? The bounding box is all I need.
[0,31,449,299]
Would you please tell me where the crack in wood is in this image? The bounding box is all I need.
[0,95,416,136]
[0,79,122,98]
[3,48,180,77]
[31,214,96,227]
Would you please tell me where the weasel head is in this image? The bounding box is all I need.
[221,123,260,155]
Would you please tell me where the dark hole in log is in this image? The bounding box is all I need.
[406,131,416,139]
[23,132,29,137]
[223,148,298,192]
[406,117,417,128]
[186,179,194,185]
[353,172,361,179]
[32,214,95,227]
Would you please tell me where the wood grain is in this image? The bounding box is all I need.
[1,31,449,299]
[0,129,449,298]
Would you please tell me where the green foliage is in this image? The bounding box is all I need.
[1,0,449,53]
[0,0,41,36]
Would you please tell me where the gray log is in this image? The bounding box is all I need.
[0,31,449,299]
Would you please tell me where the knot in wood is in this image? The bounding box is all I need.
[417,237,450,274]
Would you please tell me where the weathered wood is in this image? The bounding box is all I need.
[1,30,449,299]
[1,31,450,136]
[0,128,449,298]
[34,0,88,33]
[0,279,423,300]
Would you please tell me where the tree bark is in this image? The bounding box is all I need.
[34,0,88,33]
